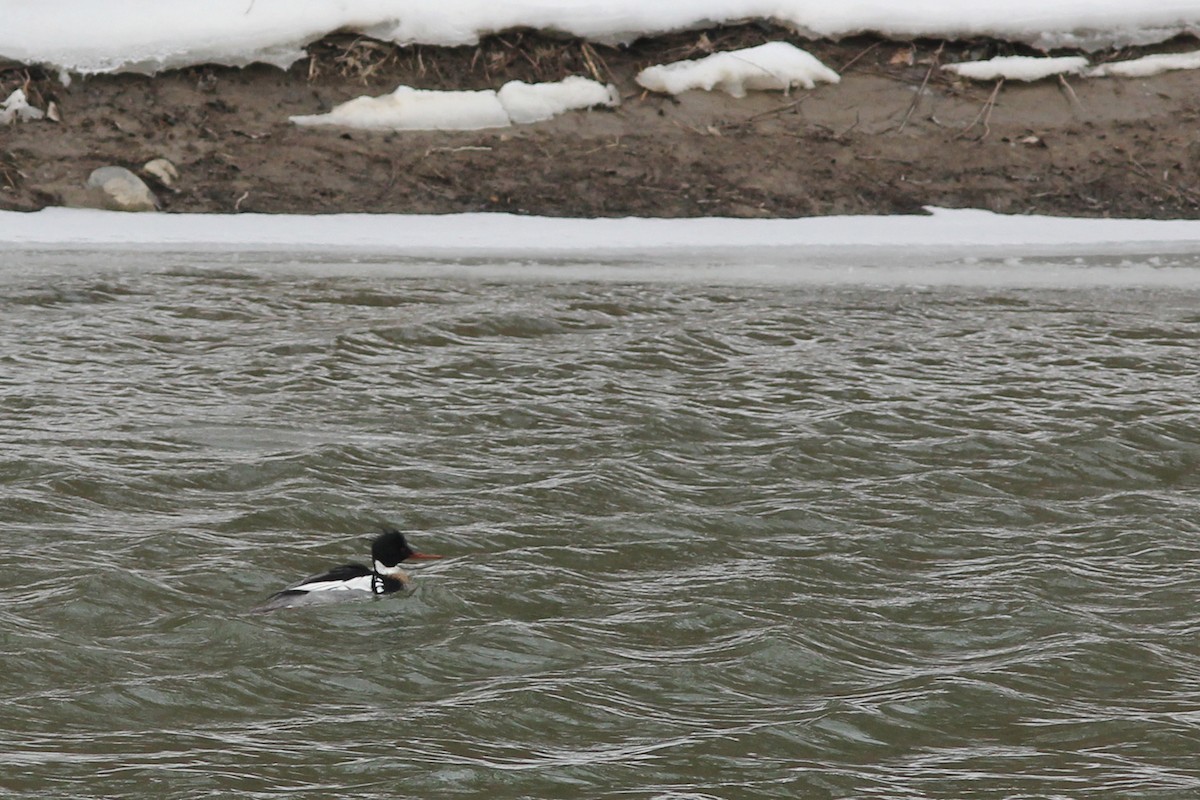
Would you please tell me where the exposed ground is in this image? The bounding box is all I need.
[3,26,1200,218]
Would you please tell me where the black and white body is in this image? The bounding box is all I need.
[253,529,442,612]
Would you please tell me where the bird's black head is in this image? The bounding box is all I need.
[372,529,414,569]
[371,528,443,572]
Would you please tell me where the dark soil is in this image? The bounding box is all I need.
[3,26,1200,218]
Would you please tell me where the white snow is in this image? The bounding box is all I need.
[497,77,620,124]
[0,89,45,124]
[291,76,618,130]
[942,55,1089,82]
[1086,49,1200,77]
[292,86,511,131]
[5,1,1200,76]
[636,42,838,98]
[7,207,1200,258]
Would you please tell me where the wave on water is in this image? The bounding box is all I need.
[2,253,1199,797]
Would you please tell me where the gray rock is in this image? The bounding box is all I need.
[86,166,158,212]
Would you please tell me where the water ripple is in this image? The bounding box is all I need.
[1,261,1199,797]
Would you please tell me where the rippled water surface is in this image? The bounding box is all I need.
[3,250,1200,798]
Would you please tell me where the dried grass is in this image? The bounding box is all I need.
[0,152,23,190]
[303,31,620,89]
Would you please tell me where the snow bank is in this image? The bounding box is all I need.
[8,208,1200,266]
[942,55,1089,82]
[5,1,1200,75]
[291,76,618,130]
[1086,49,1200,77]
[636,42,838,97]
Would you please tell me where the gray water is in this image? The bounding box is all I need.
[3,249,1200,799]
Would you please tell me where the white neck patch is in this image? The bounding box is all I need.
[374,559,408,578]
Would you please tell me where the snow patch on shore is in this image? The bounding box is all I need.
[291,87,511,131]
[498,77,621,124]
[942,55,1089,82]
[636,42,839,97]
[290,76,619,130]
[1086,49,1200,77]
[0,89,45,124]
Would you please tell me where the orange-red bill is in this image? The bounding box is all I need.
[409,552,444,560]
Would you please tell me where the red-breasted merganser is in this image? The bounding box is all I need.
[253,529,443,612]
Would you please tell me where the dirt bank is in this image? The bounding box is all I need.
[3,27,1200,218]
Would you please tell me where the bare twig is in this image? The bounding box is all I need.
[957,77,1003,141]
[424,146,494,155]
[856,154,916,165]
[897,42,943,134]
[1125,152,1200,205]
[0,155,23,189]
[581,136,624,155]
[839,111,862,139]
[839,40,882,73]
[580,42,613,85]
[1058,74,1084,116]
[743,97,805,123]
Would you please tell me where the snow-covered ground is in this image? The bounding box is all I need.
[3,1,1200,76]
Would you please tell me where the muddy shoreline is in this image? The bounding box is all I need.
[3,27,1200,218]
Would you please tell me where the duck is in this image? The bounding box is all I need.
[253,528,442,612]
